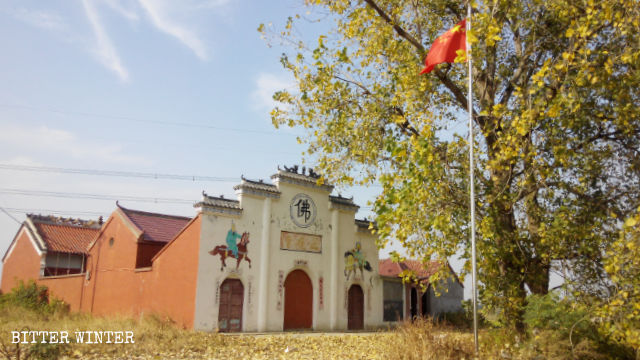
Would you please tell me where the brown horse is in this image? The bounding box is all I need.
[209,232,252,271]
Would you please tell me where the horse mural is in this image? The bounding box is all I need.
[209,232,252,271]
[344,242,372,281]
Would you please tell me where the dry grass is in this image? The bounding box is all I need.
[0,306,482,360]
[3,306,624,360]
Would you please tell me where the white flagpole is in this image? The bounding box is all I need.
[467,2,479,354]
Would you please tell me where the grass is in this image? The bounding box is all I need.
[0,282,634,359]
[0,305,480,360]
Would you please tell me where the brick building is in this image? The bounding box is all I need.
[1,167,387,331]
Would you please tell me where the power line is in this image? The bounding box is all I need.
[0,164,238,182]
[0,204,22,224]
[0,188,196,205]
[0,103,295,136]
[1,207,107,217]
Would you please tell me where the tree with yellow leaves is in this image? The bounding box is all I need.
[261,0,640,331]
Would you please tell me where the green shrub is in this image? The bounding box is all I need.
[0,280,69,316]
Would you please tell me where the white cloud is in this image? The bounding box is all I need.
[252,72,296,112]
[102,0,140,22]
[82,0,129,82]
[11,8,67,31]
[137,0,208,60]
[0,123,147,165]
[192,0,233,9]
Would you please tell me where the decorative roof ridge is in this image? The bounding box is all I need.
[194,191,242,212]
[238,175,278,188]
[329,194,360,209]
[233,176,281,198]
[26,214,102,229]
[116,202,192,221]
[271,167,334,192]
[199,192,240,203]
[355,218,376,229]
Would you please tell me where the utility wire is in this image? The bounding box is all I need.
[0,204,22,224]
[0,103,295,136]
[1,207,107,217]
[0,164,237,182]
[0,188,374,209]
[0,188,196,204]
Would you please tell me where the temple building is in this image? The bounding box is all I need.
[2,167,385,331]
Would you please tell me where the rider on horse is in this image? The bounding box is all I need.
[226,223,242,258]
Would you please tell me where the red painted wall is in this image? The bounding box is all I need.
[82,212,142,316]
[3,211,202,329]
[1,228,84,311]
[1,228,41,294]
[144,215,201,328]
[81,212,201,328]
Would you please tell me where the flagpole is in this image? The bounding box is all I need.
[466,2,479,354]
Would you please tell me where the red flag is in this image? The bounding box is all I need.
[420,19,466,75]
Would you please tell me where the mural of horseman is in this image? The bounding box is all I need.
[344,241,372,280]
[209,223,252,271]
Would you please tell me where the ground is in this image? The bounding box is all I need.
[0,306,476,360]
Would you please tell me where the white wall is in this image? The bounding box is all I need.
[193,175,383,332]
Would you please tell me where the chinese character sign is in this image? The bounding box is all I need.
[289,194,317,228]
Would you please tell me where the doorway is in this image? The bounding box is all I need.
[283,269,312,330]
[218,278,244,332]
[348,284,364,330]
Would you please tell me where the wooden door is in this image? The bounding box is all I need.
[218,279,244,332]
[283,270,312,330]
[348,285,364,330]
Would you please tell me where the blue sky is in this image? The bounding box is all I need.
[0,0,386,275]
[0,0,479,297]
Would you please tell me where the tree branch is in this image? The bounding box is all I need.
[363,0,425,52]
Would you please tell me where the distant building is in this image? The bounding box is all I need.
[1,167,384,332]
[379,258,463,322]
[1,214,100,306]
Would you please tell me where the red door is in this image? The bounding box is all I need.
[218,279,244,332]
[283,270,312,330]
[348,285,364,330]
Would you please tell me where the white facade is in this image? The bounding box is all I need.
[192,169,383,332]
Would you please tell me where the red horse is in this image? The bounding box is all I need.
[209,232,252,271]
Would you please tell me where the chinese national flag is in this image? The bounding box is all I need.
[420,19,466,75]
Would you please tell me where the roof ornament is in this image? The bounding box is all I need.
[283,164,299,174]
[308,168,320,179]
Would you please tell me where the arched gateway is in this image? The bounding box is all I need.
[283,269,312,330]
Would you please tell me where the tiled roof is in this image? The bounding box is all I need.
[118,206,192,243]
[378,258,442,279]
[329,195,359,210]
[378,258,408,277]
[28,215,101,254]
[355,218,376,230]
[195,194,241,210]
[271,169,334,192]
[233,177,281,197]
